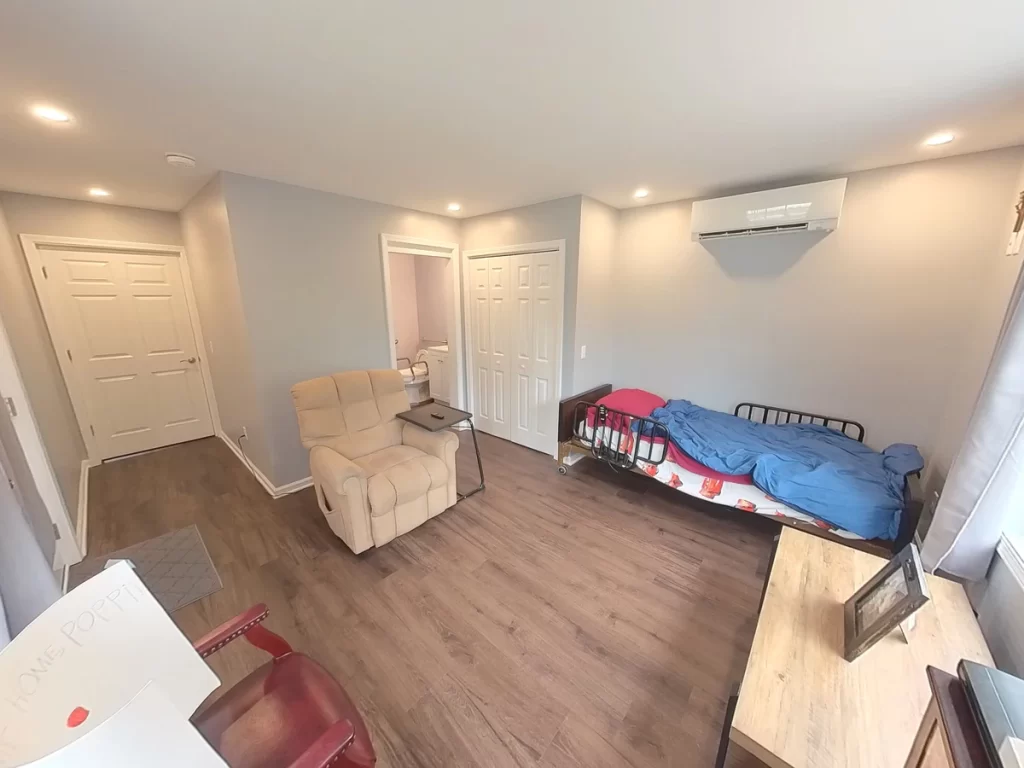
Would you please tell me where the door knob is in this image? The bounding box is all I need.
[181,357,197,364]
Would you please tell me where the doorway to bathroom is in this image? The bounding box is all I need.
[379,235,465,410]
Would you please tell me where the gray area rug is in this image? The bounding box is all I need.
[72,525,222,612]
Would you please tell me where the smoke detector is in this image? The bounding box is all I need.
[165,153,196,168]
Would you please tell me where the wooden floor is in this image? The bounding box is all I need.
[78,432,778,767]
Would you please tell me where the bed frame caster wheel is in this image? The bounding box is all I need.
[557,465,568,475]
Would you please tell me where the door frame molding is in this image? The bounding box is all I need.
[20,234,221,464]
[0,310,81,569]
[379,234,466,411]
[462,239,566,456]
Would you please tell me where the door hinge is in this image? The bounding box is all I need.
[52,522,61,540]
[66,349,73,362]
[89,425,95,436]
[42,265,48,279]
[3,396,16,417]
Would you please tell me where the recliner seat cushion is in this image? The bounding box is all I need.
[364,451,447,510]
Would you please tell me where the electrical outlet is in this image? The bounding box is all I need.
[580,345,587,359]
[240,427,248,440]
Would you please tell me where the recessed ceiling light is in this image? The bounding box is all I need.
[31,104,71,123]
[88,188,111,197]
[924,132,955,147]
[165,153,197,168]
[447,202,462,212]
[634,188,650,199]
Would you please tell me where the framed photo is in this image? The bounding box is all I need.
[844,542,930,662]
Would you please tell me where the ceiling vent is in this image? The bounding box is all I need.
[165,153,196,168]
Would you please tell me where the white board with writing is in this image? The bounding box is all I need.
[26,683,227,768]
[0,562,220,766]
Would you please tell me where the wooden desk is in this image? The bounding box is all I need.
[730,528,992,768]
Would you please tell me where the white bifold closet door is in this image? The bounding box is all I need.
[469,257,512,440]
[469,249,562,454]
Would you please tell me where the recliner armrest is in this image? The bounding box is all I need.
[309,445,366,493]
[402,423,459,460]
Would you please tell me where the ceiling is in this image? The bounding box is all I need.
[1,0,1023,216]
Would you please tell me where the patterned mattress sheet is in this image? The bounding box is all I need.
[575,421,865,541]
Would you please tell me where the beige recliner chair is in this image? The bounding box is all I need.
[291,369,458,553]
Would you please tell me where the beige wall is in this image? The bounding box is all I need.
[0,193,184,524]
[461,196,583,393]
[180,177,272,476]
[219,172,461,487]
[388,251,421,362]
[573,147,1024,466]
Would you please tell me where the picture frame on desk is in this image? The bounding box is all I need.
[844,542,930,662]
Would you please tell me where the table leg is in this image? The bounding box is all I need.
[457,419,485,500]
[715,689,740,768]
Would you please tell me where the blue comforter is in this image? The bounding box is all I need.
[650,400,923,540]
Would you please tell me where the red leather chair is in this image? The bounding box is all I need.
[191,604,376,768]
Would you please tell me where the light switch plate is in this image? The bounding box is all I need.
[1007,229,1024,257]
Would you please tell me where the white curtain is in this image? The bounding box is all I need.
[922,273,1024,580]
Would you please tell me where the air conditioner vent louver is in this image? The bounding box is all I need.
[691,179,847,243]
[697,223,810,241]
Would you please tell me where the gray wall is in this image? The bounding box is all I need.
[0,192,183,244]
[461,196,583,396]
[0,402,60,639]
[0,467,60,638]
[0,193,184,523]
[219,173,460,487]
[573,147,1024,465]
[574,196,619,393]
[180,177,272,476]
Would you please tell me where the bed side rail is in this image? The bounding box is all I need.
[572,402,670,470]
[734,402,866,443]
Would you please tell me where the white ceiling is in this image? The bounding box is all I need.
[1,0,1023,216]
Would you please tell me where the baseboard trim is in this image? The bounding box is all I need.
[217,432,312,499]
[276,475,314,495]
[76,459,90,558]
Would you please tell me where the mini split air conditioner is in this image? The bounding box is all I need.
[691,178,847,241]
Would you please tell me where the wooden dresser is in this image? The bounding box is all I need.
[726,528,993,768]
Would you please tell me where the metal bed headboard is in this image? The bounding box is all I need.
[734,402,865,443]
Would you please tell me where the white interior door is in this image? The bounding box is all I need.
[36,248,213,460]
[469,256,512,439]
[510,251,562,454]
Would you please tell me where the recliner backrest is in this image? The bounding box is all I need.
[291,369,409,459]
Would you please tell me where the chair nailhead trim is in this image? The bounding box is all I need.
[199,617,264,658]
